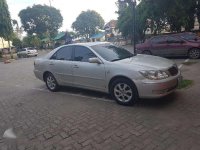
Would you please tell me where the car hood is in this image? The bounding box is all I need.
[115,54,174,70]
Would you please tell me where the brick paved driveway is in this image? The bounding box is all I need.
[0,54,200,150]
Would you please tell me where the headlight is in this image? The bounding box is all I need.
[139,70,170,80]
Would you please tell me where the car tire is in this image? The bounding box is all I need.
[110,78,138,106]
[45,73,59,92]
[142,50,152,55]
[188,48,200,59]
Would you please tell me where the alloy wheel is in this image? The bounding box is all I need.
[46,75,56,90]
[114,83,133,103]
[189,49,200,59]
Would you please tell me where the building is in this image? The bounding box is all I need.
[54,32,72,48]
[104,20,120,37]
[90,32,106,42]
[0,38,12,49]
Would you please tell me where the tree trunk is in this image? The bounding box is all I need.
[1,38,5,48]
[7,37,12,59]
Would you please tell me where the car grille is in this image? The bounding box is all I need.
[168,66,178,76]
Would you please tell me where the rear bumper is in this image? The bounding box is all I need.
[135,73,182,99]
[27,52,38,56]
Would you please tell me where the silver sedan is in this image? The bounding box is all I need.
[34,42,181,105]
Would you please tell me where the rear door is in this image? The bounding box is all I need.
[150,36,169,56]
[48,46,74,86]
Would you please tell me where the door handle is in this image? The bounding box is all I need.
[49,63,54,65]
[73,65,79,68]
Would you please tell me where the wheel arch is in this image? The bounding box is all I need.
[142,50,152,55]
[108,75,138,93]
[188,47,200,52]
[43,71,52,81]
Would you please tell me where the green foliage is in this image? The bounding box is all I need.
[19,5,63,38]
[117,0,198,42]
[22,35,41,48]
[12,37,22,48]
[117,5,133,38]
[178,79,193,89]
[72,10,105,39]
[0,0,13,40]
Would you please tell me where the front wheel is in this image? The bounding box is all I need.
[188,48,200,59]
[110,78,138,106]
[45,73,59,92]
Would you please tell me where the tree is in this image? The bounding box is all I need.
[72,10,105,39]
[166,0,197,32]
[117,0,148,42]
[0,0,13,49]
[117,0,198,42]
[22,35,41,48]
[19,5,63,39]
[12,37,22,48]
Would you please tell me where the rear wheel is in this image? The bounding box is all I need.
[110,78,138,106]
[142,50,152,55]
[188,48,200,59]
[45,73,59,92]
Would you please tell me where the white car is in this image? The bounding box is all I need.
[34,42,182,105]
[17,47,38,58]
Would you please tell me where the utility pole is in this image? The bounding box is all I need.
[49,0,52,7]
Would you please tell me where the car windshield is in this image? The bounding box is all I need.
[179,33,200,41]
[27,47,34,50]
[91,44,134,62]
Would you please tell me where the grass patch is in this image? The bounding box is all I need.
[178,79,193,89]
[182,61,197,66]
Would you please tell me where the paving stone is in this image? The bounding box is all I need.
[43,133,54,140]
[0,58,200,150]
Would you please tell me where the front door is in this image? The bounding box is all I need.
[72,46,106,91]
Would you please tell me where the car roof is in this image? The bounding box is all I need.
[67,42,110,47]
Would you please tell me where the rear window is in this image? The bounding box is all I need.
[27,47,34,50]
[179,34,200,41]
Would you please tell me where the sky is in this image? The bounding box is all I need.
[7,0,119,31]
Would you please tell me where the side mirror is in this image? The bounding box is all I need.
[89,57,102,64]
[180,40,185,44]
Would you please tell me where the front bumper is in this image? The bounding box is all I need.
[34,69,44,81]
[135,73,182,99]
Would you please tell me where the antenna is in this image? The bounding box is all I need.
[49,0,52,7]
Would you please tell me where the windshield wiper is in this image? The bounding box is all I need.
[111,55,134,62]
[111,58,123,62]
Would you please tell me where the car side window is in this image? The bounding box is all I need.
[51,46,73,61]
[167,36,182,43]
[74,46,96,62]
[151,36,167,44]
